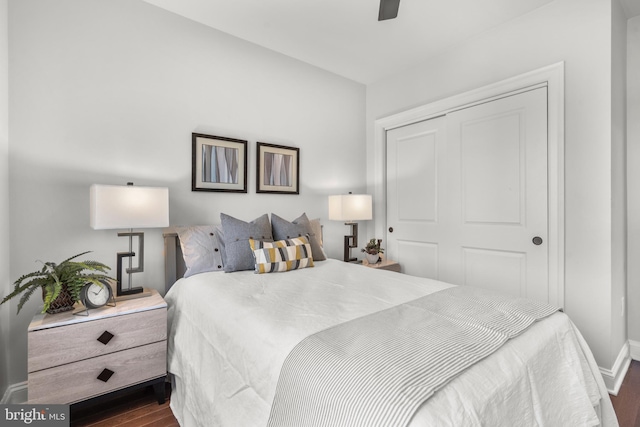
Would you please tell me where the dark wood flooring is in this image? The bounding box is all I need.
[71,362,640,426]
[610,360,640,427]
[70,383,178,427]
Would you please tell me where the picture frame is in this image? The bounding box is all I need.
[256,142,299,194]
[192,133,247,193]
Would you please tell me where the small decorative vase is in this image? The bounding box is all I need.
[42,284,76,314]
[365,253,380,264]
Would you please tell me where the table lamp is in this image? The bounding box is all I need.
[328,193,373,262]
[90,183,169,299]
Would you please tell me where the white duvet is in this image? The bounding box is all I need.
[165,259,617,426]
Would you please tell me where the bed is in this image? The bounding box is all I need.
[162,216,618,427]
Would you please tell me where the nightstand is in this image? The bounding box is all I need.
[362,257,401,272]
[27,288,167,405]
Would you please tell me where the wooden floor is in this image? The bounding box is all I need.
[610,360,640,427]
[72,362,640,426]
[70,383,178,427]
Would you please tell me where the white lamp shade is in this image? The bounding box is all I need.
[90,184,170,230]
[328,194,373,221]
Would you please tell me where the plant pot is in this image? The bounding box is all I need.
[42,284,76,314]
[365,253,380,264]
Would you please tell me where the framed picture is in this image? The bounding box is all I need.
[192,133,247,193]
[256,142,299,194]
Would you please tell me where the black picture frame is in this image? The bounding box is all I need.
[192,133,248,193]
[256,142,300,194]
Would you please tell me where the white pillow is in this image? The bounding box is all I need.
[175,225,224,277]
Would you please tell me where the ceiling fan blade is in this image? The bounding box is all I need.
[378,0,400,21]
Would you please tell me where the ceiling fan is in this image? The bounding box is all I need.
[378,0,400,21]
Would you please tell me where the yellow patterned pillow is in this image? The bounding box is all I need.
[249,236,314,274]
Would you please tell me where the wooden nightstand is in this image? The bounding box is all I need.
[27,288,167,405]
[362,257,401,272]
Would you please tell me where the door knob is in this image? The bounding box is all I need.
[389,227,394,233]
[532,236,543,245]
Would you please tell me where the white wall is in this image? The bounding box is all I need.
[611,0,627,368]
[366,0,622,369]
[7,0,365,388]
[627,15,640,349]
[0,0,10,403]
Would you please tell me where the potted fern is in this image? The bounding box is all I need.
[1,251,112,315]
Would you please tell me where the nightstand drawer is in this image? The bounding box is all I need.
[28,308,166,372]
[28,340,166,404]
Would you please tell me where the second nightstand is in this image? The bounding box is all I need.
[27,288,167,405]
[362,257,401,272]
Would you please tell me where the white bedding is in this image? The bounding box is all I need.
[165,259,618,426]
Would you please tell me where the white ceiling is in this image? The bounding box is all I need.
[143,0,640,85]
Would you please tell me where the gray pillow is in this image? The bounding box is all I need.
[308,218,326,258]
[220,213,273,272]
[215,225,227,268]
[271,213,326,261]
[175,225,224,278]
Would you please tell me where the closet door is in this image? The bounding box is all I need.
[386,87,549,302]
[386,116,446,279]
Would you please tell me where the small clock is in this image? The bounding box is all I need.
[80,281,113,309]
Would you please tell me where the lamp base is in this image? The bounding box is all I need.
[115,287,152,301]
[343,222,359,262]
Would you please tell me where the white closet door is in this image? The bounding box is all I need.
[386,87,549,302]
[386,116,446,279]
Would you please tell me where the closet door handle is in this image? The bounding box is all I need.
[532,236,543,246]
[388,227,394,233]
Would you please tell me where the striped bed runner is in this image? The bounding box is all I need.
[267,285,559,427]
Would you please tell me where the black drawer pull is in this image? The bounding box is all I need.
[97,331,114,345]
[97,368,114,382]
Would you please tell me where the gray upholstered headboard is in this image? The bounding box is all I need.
[163,227,186,293]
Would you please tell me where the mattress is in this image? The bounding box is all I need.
[165,259,617,426]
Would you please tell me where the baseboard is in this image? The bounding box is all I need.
[600,341,631,395]
[629,339,640,360]
[0,381,27,404]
